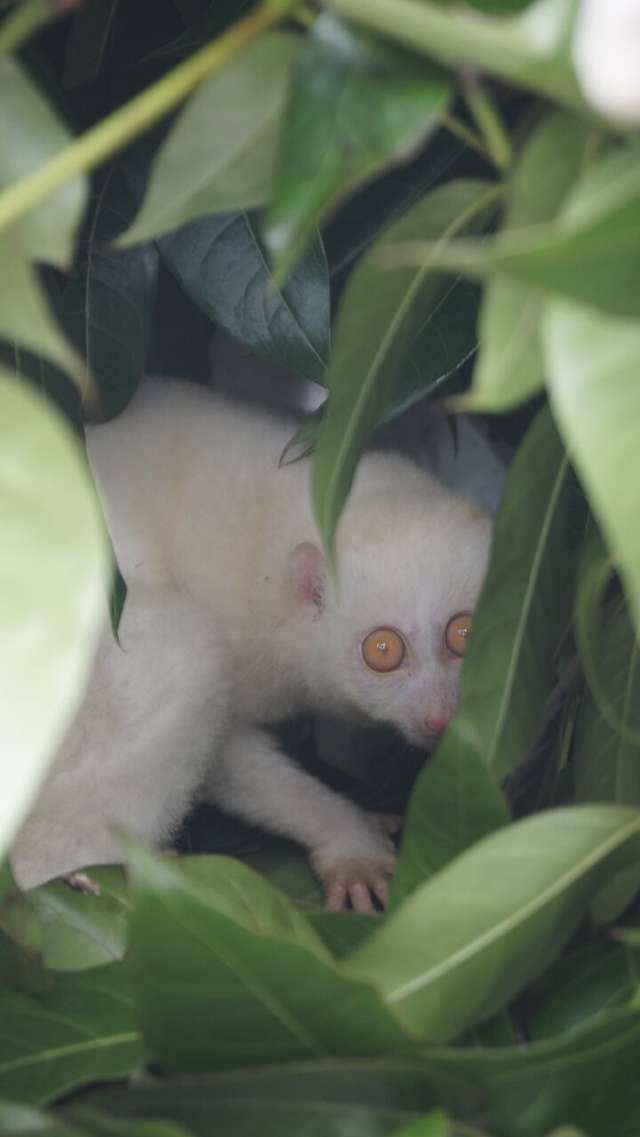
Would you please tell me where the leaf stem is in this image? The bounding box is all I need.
[461,73,512,171]
[441,113,494,164]
[0,0,57,56]
[0,0,296,237]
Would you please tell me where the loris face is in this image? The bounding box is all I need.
[288,488,492,748]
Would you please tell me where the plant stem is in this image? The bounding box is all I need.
[0,0,57,56]
[441,113,494,164]
[0,0,296,237]
[461,72,512,171]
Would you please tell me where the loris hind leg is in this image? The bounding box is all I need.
[203,725,397,913]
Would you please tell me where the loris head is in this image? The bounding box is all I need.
[286,452,493,748]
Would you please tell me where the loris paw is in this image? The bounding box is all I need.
[367,811,404,837]
[63,871,101,895]
[320,856,397,913]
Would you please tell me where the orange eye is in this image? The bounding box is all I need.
[362,627,406,673]
[445,612,473,657]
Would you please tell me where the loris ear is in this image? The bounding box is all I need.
[287,542,326,614]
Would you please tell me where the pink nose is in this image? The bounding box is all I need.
[424,712,451,737]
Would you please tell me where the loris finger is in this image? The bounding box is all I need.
[349,882,377,915]
[326,880,349,912]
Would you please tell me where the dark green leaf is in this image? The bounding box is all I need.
[265,12,450,276]
[62,0,119,89]
[62,164,159,420]
[0,964,142,1104]
[0,1099,194,1136]
[126,846,408,1073]
[119,34,297,247]
[87,1010,640,1137]
[312,179,499,557]
[159,212,329,381]
[527,941,639,1041]
[348,804,640,1041]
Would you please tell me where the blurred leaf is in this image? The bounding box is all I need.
[265,12,450,276]
[242,846,323,909]
[62,0,119,89]
[465,111,595,412]
[349,804,640,1042]
[0,369,108,857]
[328,0,581,108]
[0,964,141,1104]
[87,1009,640,1137]
[159,213,329,381]
[309,911,376,957]
[0,233,88,387]
[312,178,499,557]
[62,165,159,420]
[389,1113,449,1137]
[527,941,639,1041]
[0,58,87,266]
[0,1099,194,1136]
[391,745,509,908]
[544,297,640,641]
[416,143,640,319]
[119,33,296,247]
[126,846,408,1073]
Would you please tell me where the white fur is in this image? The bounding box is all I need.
[12,380,492,906]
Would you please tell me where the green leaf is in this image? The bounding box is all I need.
[126,846,408,1073]
[390,745,509,908]
[348,804,640,1042]
[0,369,108,857]
[312,178,500,557]
[0,1099,194,1137]
[23,867,130,972]
[544,297,640,639]
[118,33,296,247]
[0,234,88,387]
[61,165,159,420]
[265,12,450,276]
[397,404,580,865]
[389,1112,449,1137]
[527,941,639,1041]
[327,0,582,108]
[159,212,329,382]
[465,111,596,412]
[0,964,142,1105]
[85,1010,640,1137]
[0,58,87,266]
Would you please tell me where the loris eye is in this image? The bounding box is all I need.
[362,628,406,673]
[445,612,473,657]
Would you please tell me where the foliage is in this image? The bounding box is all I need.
[1,1,640,1136]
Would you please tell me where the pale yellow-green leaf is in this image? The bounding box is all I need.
[0,370,109,854]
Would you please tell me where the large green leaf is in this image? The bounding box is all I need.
[465,111,595,412]
[0,1099,194,1137]
[0,59,86,266]
[87,1009,640,1137]
[62,164,159,420]
[0,369,108,856]
[23,867,130,972]
[348,804,640,1041]
[0,964,142,1104]
[406,143,640,319]
[126,846,408,1073]
[119,33,296,247]
[544,297,640,638]
[390,745,509,908]
[326,0,581,108]
[312,178,499,556]
[265,12,450,276]
[159,212,329,381]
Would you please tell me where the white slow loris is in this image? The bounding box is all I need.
[12,379,492,910]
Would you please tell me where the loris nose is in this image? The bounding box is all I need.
[424,711,451,737]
